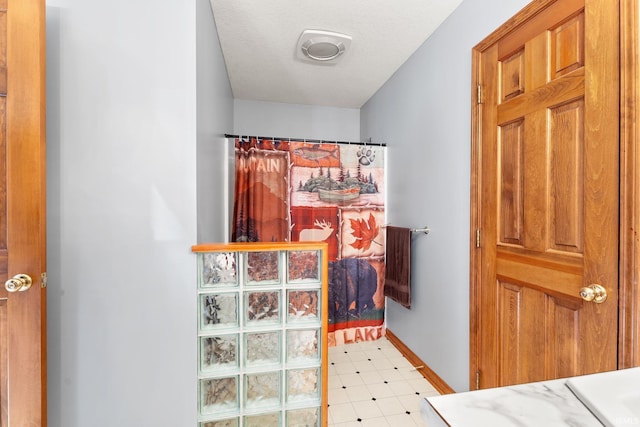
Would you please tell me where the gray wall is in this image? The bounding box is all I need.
[46,0,232,425]
[43,0,541,424]
[197,0,234,242]
[234,99,360,141]
[361,0,531,392]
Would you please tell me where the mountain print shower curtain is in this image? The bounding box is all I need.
[232,137,386,346]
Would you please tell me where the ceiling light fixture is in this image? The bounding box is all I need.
[297,30,352,63]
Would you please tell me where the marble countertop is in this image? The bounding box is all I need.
[420,378,603,427]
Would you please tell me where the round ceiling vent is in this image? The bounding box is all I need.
[297,30,352,63]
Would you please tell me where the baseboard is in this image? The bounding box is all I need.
[385,329,455,395]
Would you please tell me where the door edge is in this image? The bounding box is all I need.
[619,0,640,369]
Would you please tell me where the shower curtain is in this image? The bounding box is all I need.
[231,137,386,346]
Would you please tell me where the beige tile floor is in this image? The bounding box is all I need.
[327,336,440,426]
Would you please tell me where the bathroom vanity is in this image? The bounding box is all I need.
[192,242,328,427]
[421,367,640,427]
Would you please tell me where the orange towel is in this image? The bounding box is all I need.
[384,226,412,309]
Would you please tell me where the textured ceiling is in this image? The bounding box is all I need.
[210,0,463,108]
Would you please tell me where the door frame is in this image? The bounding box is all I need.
[619,0,640,369]
[469,0,640,389]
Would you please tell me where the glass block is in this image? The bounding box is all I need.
[286,407,320,427]
[200,376,238,416]
[200,418,239,427]
[287,368,320,403]
[286,329,319,363]
[287,289,319,323]
[200,252,238,288]
[245,331,281,368]
[244,291,281,326]
[200,293,239,331]
[246,251,281,285]
[200,335,238,374]
[243,412,281,427]
[245,372,281,410]
[287,250,320,282]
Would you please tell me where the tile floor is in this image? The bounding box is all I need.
[327,336,440,426]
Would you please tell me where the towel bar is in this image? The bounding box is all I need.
[411,227,430,235]
[383,225,430,235]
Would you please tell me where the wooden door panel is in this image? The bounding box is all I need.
[0,0,47,424]
[498,120,524,246]
[498,282,547,384]
[547,295,581,379]
[498,282,586,384]
[472,0,619,389]
[501,52,525,101]
[549,99,584,252]
[552,14,584,77]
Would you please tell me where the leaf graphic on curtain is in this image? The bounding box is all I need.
[349,213,380,251]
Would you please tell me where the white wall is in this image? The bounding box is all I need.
[234,99,360,141]
[361,0,531,392]
[46,0,232,425]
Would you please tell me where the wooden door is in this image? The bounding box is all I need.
[470,0,619,389]
[0,0,47,424]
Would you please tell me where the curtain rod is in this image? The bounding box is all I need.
[224,133,386,147]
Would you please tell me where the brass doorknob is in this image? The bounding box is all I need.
[5,274,32,292]
[579,284,607,303]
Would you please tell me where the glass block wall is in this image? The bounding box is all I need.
[192,242,328,427]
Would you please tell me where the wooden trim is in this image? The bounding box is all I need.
[473,0,561,52]
[619,0,640,369]
[192,241,329,253]
[469,45,481,391]
[385,329,455,395]
[320,244,329,425]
